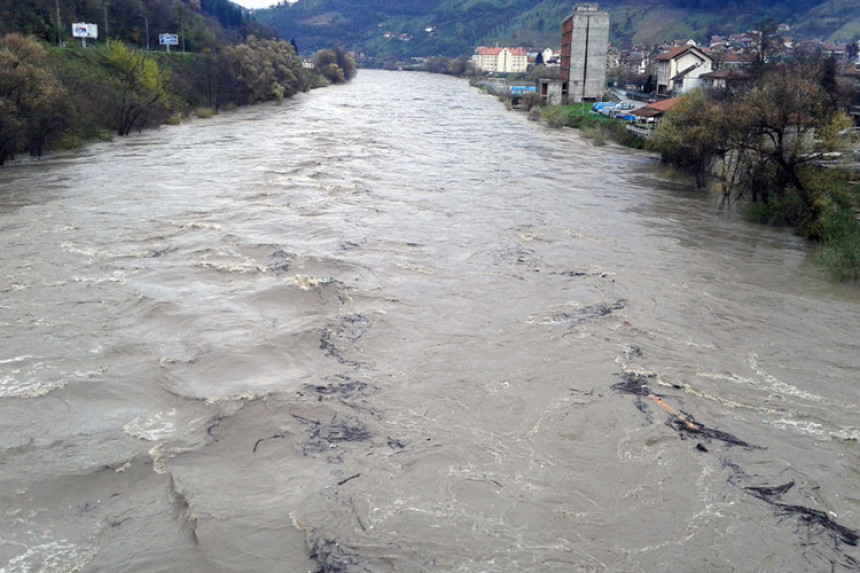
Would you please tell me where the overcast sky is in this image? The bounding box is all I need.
[232,0,278,9]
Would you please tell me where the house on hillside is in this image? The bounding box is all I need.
[699,51,753,94]
[626,97,681,138]
[472,47,529,73]
[529,48,558,68]
[699,68,753,93]
[718,52,756,68]
[655,45,713,95]
[839,66,860,124]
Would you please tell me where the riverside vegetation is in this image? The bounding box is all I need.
[0,32,356,165]
[529,60,860,283]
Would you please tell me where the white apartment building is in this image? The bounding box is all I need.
[472,47,529,73]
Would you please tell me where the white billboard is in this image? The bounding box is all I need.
[72,23,98,39]
[159,34,179,46]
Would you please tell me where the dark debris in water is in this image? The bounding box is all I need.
[497,246,537,266]
[319,314,372,367]
[612,371,755,448]
[611,371,653,396]
[744,481,860,548]
[307,374,378,401]
[611,371,655,417]
[623,345,643,364]
[266,249,296,274]
[341,313,371,342]
[745,481,796,500]
[308,537,369,573]
[387,436,407,450]
[252,432,285,453]
[669,413,754,448]
[615,368,859,564]
[146,246,178,258]
[336,473,361,486]
[292,414,372,463]
[556,299,627,329]
[556,270,611,279]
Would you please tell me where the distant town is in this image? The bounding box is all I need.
[471,31,855,97]
[466,3,859,121]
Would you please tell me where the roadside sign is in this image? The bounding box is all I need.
[159,33,179,52]
[72,23,98,38]
[72,23,98,47]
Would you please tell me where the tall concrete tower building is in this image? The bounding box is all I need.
[561,3,610,103]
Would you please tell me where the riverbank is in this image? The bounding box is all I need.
[0,34,354,166]
[534,102,647,149]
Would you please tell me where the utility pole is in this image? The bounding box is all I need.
[55,0,63,46]
[103,1,109,40]
[179,13,186,52]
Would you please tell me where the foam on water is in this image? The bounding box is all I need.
[0,359,65,399]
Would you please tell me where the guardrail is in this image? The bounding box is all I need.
[626,124,655,138]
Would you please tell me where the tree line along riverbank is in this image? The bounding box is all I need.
[0,33,356,166]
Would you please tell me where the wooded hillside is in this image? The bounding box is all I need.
[256,0,859,62]
[0,1,357,165]
[0,0,277,50]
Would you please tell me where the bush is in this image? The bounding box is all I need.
[53,134,83,150]
[580,124,608,146]
[536,103,645,148]
[816,206,860,282]
[743,190,804,227]
[541,105,569,127]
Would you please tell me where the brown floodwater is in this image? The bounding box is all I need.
[1,70,858,572]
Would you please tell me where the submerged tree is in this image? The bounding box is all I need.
[733,68,851,225]
[651,63,852,237]
[314,47,356,84]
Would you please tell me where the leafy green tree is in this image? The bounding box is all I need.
[818,54,838,113]
[421,56,451,74]
[223,36,305,104]
[101,40,169,135]
[333,47,355,80]
[817,205,860,282]
[649,90,733,188]
[643,74,655,94]
[314,49,345,84]
[754,17,778,65]
[314,48,356,84]
[449,56,474,76]
[847,41,859,63]
[0,33,68,163]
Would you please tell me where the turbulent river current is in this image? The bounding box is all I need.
[1,70,859,572]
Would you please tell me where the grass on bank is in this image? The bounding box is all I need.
[535,103,646,149]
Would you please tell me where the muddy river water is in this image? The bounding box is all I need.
[1,70,859,572]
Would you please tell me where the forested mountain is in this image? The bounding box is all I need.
[0,0,278,51]
[256,0,860,61]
